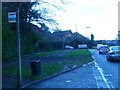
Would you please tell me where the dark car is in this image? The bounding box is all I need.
[106,46,120,62]
[99,45,109,54]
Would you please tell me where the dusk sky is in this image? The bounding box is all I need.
[56,0,119,40]
[30,0,119,40]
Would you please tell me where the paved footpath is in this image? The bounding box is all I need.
[27,62,108,88]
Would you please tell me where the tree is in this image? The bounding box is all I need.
[91,34,94,41]
[2,7,17,60]
[89,34,94,48]
[2,0,70,60]
[2,0,70,31]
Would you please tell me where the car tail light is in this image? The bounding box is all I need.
[107,49,110,52]
[100,50,102,52]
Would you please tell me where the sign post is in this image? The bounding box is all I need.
[16,8,22,87]
[8,12,16,23]
[8,8,22,87]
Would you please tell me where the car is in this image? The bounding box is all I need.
[78,44,88,49]
[98,45,109,54]
[106,46,120,62]
[65,45,74,49]
[97,44,104,50]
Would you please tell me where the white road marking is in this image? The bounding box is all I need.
[92,55,115,89]
[94,61,111,88]
[66,80,71,83]
[92,66,99,88]
[89,50,115,89]
[104,74,112,77]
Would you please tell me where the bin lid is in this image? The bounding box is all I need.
[31,60,41,62]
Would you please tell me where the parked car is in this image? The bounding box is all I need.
[65,45,74,49]
[78,44,88,49]
[99,45,109,54]
[97,44,103,50]
[106,46,120,62]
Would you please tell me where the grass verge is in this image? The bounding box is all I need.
[3,49,93,85]
[64,49,93,65]
[37,50,63,57]
[3,63,64,81]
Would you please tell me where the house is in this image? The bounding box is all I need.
[52,30,73,42]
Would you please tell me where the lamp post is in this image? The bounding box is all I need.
[63,36,65,49]
[86,27,91,38]
[62,34,71,49]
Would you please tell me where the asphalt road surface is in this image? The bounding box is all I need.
[92,49,120,88]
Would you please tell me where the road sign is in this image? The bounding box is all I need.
[8,12,16,23]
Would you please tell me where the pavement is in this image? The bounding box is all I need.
[25,61,110,89]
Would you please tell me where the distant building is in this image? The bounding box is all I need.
[52,30,73,42]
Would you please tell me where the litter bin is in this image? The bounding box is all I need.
[31,60,41,76]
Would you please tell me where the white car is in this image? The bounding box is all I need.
[97,44,107,50]
[65,45,74,49]
[106,46,120,61]
[78,44,88,49]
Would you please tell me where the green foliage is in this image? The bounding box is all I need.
[3,49,93,81]
[20,29,38,55]
[88,34,94,48]
[2,9,17,60]
[37,51,55,57]
[64,49,92,65]
[41,63,64,77]
[37,50,63,57]
[2,64,17,75]
[2,8,39,61]
[64,49,91,58]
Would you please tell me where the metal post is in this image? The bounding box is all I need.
[17,7,22,87]
[86,27,91,38]
[63,36,65,49]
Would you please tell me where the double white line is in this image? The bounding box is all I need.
[92,56,114,89]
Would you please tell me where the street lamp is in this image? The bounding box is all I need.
[86,27,91,38]
[63,34,71,49]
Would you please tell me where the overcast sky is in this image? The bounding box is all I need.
[56,0,119,40]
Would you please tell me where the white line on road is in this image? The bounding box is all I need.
[92,66,99,88]
[92,55,115,89]
[89,50,115,89]
[94,61,111,88]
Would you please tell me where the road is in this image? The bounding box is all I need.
[92,49,120,88]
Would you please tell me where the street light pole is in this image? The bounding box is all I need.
[86,27,91,38]
[63,36,65,49]
[63,34,71,49]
